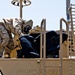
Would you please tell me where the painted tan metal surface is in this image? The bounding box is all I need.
[0,58,75,75]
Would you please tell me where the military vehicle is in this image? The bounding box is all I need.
[0,0,75,75]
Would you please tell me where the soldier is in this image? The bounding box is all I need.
[0,20,10,57]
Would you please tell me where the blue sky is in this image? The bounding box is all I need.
[0,0,74,30]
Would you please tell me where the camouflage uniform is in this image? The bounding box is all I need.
[0,22,10,55]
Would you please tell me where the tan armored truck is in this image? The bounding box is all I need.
[0,0,75,75]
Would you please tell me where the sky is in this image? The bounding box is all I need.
[0,0,75,31]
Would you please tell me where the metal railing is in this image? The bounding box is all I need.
[40,19,46,75]
[60,18,69,75]
[40,19,46,58]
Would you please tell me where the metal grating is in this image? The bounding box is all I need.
[68,4,75,56]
